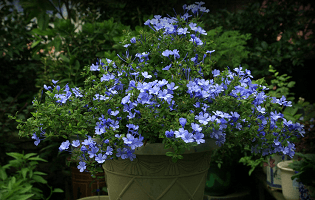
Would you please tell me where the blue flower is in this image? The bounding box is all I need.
[88,146,99,158]
[193,132,205,144]
[77,161,86,172]
[179,118,187,128]
[165,130,175,138]
[71,140,80,148]
[59,140,70,151]
[95,153,107,164]
[142,72,152,79]
[181,132,194,143]
[212,69,220,77]
[31,133,41,146]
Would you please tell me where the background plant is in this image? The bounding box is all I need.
[0,152,63,200]
[201,0,314,103]
[288,153,315,193]
[239,65,315,175]
[0,0,41,168]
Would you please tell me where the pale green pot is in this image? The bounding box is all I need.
[102,139,218,200]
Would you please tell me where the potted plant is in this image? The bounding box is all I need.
[238,65,306,177]
[288,153,315,200]
[290,111,315,200]
[10,2,306,199]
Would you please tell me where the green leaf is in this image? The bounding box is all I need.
[19,185,33,194]
[28,157,47,162]
[38,12,50,31]
[172,156,178,163]
[166,151,174,157]
[287,81,295,88]
[59,54,70,63]
[21,168,28,179]
[6,152,23,160]
[24,153,37,159]
[52,188,64,193]
[16,194,35,200]
[33,171,47,176]
[53,36,62,54]
[29,170,33,179]
[0,167,7,181]
[75,60,80,70]
[32,175,47,184]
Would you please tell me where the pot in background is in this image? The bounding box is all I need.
[277,160,300,200]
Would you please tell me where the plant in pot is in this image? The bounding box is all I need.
[289,110,315,200]
[10,2,306,200]
[238,64,306,175]
[66,136,108,199]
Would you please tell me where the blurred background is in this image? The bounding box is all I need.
[0,0,314,199]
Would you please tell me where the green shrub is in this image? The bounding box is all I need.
[0,152,63,200]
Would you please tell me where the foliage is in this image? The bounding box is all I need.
[0,2,75,197]
[239,65,315,175]
[0,0,41,168]
[17,0,156,100]
[201,25,251,79]
[201,0,315,80]
[293,104,315,154]
[9,2,306,177]
[0,95,34,166]
[66,0,197,31]
[288,153,315,189]
[0,152,63,200]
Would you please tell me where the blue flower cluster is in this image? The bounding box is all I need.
[29,2,305,173]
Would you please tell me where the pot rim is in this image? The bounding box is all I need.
[277,160,294,172]
[134,138,219,155]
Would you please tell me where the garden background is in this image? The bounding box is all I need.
[1,0,314,199]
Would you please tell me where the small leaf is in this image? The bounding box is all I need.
[19,185,33,194]
[166,151,174,157]
[33,171,47,176]
[28,157,47,162]
[21,168,28,179]
[75,60,80,70]
[52,188,64,193]
[287,81,295,88]
[32,175,47,184]
[24,153,37,159]
[59,54,70,63]
[16,194,35,200]
[6,152,23,160]
[0,167,7,181]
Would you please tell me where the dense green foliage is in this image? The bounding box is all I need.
[0,152,63,200]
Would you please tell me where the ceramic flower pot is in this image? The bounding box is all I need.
[267,154,298,190]
[277,160,300,200]
[299,182,315,200]
[77,196,109,200]
[102,139,217,200]
[204,162,235,196]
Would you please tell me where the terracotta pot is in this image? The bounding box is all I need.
[71,165,107,200]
